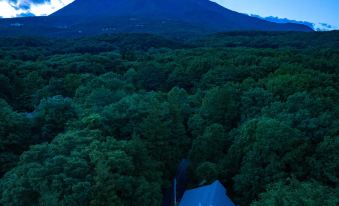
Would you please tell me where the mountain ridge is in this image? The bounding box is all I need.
[51,0,312,31]
[0,0,313,37]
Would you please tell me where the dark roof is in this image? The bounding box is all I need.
[179,180,235,206]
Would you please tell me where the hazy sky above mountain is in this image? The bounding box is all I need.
[214,0,339,29]
[0,0,338,29]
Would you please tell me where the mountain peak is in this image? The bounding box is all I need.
[51,0,312,32]
[0,0,312,37]
[51,0,215,18]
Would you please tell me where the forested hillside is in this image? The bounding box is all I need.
[0,31,338,206]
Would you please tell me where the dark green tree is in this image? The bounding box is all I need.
[32,95,77,141]
[252,179,339,206]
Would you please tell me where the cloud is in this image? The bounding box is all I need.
[250,14,337,31]
[0,1,26,17]
[30,0,74,16]
[0,0,74,17]
[8,0,51,10]
[17,11,35,17]
[250,14,315,29]
[314,22,336,31]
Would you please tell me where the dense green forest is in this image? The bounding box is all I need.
[0,31,338,205]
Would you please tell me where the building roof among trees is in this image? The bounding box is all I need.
[179,180,235,206]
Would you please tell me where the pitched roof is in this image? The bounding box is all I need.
[179,180,235,206]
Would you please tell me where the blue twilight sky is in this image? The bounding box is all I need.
[0,0,338,29]
[214,0,339,29]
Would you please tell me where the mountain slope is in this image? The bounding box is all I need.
[51,0,312,32]
[0,0,312,37]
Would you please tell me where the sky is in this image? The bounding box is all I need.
[213,0,339,29]
[0,0,338,29]
[0,0,73,17]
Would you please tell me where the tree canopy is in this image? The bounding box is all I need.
[0,32,338,205]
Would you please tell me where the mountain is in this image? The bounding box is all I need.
[0,0,313,37]
[51,0,312,32]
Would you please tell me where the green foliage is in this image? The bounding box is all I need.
[226,118,309,205]
[0,131,162,206]
[195,162,219,183]
[308,136,339,186]
[33,95,77,141]
[200,86,239,129]
[240,87,275,120]
[0,99,33,176]
[252,179,339,206]
[190,124,228,165]
[0,32,338,205]
[89,136,162,206]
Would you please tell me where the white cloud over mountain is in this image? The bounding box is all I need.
[0,0,73,17]
[250,15,336,31]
